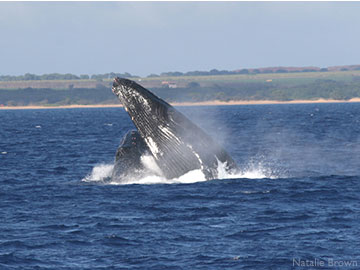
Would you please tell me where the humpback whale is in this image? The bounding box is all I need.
[111,129,152,180]
[111,77,237,181]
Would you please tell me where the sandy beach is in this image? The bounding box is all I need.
[1,98,360,110]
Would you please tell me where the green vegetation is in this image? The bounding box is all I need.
[0,72,136,81]
[1,64,359,82]
[0,88,117,106]
[1,69,360,106]
[152,79,360,102]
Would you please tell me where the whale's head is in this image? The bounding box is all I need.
[112,77,135,98]
[112,77,172,124]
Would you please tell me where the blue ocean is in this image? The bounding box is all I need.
[1,103,359,269]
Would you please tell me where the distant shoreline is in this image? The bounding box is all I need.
[1,98,360,110]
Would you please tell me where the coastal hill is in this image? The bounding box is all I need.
[1,65,360,106]
[235,64,360,74]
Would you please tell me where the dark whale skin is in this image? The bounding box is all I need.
[111,130,150,180]
[112,77,237,180]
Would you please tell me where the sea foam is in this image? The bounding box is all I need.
[83,155,275,185]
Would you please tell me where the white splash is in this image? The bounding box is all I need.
[82,157,277,185]
[117,169,207,185]
[216,159,276,180]
[83,163,113,182]
[140,154,163,176]
[108,154,206,185]
[228,168,269,179]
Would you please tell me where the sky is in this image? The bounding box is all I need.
[1,1,360,77]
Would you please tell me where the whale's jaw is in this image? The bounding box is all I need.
[112,77,237,180]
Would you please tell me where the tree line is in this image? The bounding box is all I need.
[154,68,339,77]
[2,66,360,82]
[0,72,136,82]
[2,79,360,106]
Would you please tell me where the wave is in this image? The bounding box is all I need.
[82,155,277,185]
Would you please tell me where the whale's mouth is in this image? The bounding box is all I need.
[111,77,156,110]
[113,77,134,89]
[112,77,126,96]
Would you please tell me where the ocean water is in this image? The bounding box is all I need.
[0,103,359,269]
